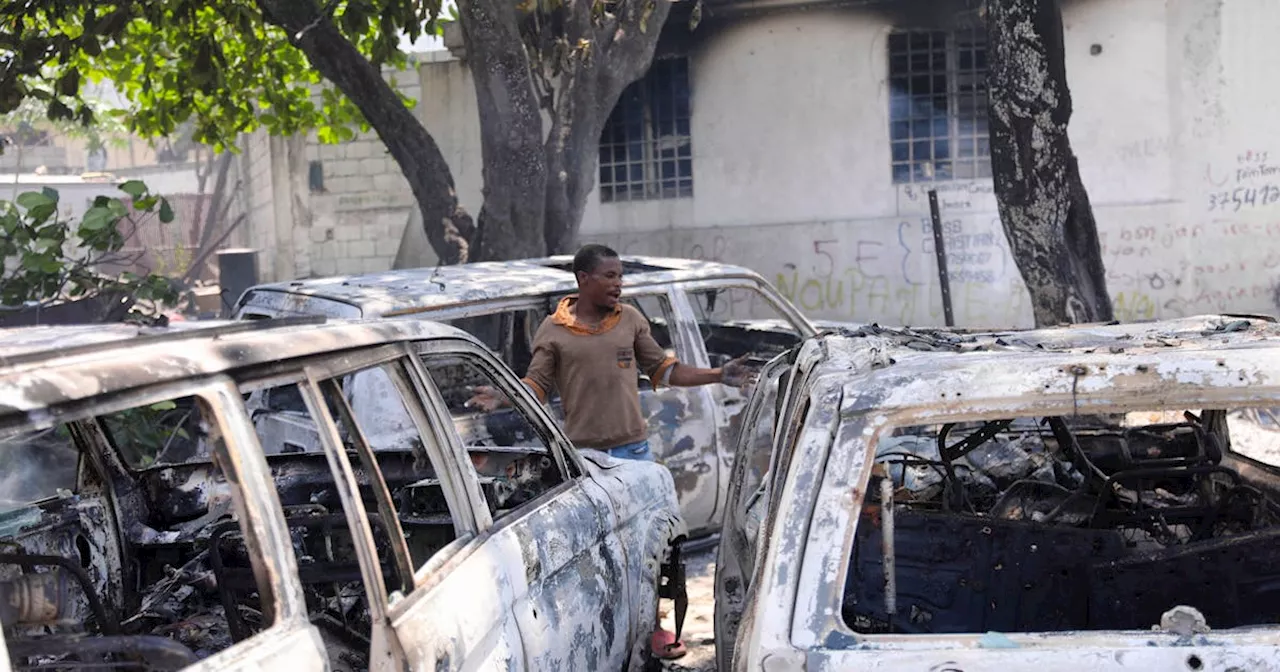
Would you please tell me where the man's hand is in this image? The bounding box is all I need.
[465,385,508,412]
[720,355,758,388]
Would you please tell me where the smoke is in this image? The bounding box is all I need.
[0,428,79,514]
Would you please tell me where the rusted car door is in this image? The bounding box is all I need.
[714,344,830,672]
[713,354,790,670]
[409,338,632,670]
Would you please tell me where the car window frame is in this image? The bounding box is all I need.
[732,354,794,522]
[411,337,586,522]
[264,342,495,624]
[0,424,85,516]
[235,343,485,574]
[795,386,1280,650]
[621,286,711,371]
[673,277,819,340]
[232,338,532,627]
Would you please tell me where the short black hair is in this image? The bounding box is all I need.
[572,243,619,276]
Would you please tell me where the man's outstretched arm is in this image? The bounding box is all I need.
[633,322,756,389]
[667,357,755,388]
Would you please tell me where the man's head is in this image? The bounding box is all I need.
[573,244,623,311]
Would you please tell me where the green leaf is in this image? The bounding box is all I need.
[27,203,57,223]
[119,180,147,199]
[158,198,174,223]
[47,100,75,122]
[81,206,112,231]
[15,191,56,210]
[148,401,177,412]
[57,68,81,97]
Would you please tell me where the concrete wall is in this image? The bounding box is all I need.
[305,56,454,277]
[577,0,1280,328]
[234,58,441,282]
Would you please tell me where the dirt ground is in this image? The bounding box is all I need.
[659,547,717,671]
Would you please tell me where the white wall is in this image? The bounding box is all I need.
[584,0,1280,328]
[239,129,280,281]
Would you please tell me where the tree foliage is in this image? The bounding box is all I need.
[2,0,672,267]
[0,180,181,320]
[0,0,433,152]
[0,82,129,162]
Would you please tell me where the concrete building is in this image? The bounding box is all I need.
[240,0,1280,329]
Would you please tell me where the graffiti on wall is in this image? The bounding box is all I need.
[598,147,1280,328]
[602,214,1034,328]
[1101,216,1280,321]
[1205,150,1280,213]
[767,216,1029,327]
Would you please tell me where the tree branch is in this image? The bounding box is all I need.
[181,213,249,285]
[194,152,234,253]
[256,0,475,264]
[540,0,671,254]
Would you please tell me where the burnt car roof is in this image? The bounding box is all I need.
[0,317,484,415]
[804,314,1280,415]
[239,255,769,317]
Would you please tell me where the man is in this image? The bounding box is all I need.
[467,243,754,661]
[467,243,754,461]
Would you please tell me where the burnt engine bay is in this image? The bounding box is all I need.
[0,405,557,672]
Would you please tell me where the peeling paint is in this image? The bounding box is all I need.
[719,315,1280,669]
[0,317,688,671]
[231,255,838,540]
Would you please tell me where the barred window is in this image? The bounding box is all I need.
[598,58,693,203]
[888,29,990,183]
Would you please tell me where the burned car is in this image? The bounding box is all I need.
[716,316,1280,670]
[0,318,686,671]
[233,255,833,537]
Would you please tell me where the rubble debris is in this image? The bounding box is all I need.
[1156,605,1210,637]
[852,411,1280,636]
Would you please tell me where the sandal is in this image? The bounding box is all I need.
[649,629,688,660]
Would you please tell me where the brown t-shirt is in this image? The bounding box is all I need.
[522,297,677,450]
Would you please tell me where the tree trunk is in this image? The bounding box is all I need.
[256,0,476,264]
[986,0,1112,327]
[542,0,672,255]
[457,0,550,262]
